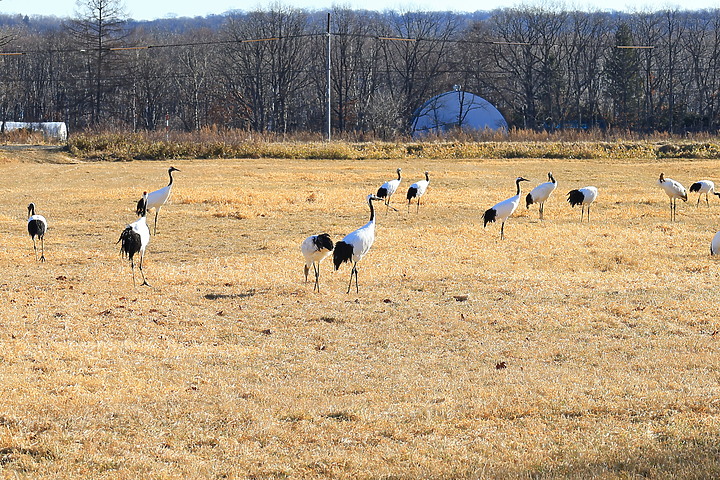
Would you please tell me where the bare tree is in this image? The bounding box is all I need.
[67,0,129,125]
[221,6,313,133]
[376,10,462,133]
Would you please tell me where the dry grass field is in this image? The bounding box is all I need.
[1,147,720,479]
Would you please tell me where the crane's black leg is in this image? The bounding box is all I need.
[40,236,45,262]
[32,238,37,260]
[153,210,159,235]
[354,264,359,293]
[707,193,710,207]
[130,259,137,287]
[500,221,505,240]
[587,206,591,222]
[346,265,354,294]
[539,203,544,220]
[139,253,150,287]
[313,262,320,292]
[416,199,420,213]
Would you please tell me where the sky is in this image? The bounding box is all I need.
[2,0,719,21]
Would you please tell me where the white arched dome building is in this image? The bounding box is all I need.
[411,89,508,137]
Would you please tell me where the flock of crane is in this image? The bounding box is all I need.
[24,166,180,286]
[302,169,720,294]
[20,165,720,291]
[302,168,430,294]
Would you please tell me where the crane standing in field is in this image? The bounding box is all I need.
[407,171,430,213]
[483,177,529,239]
[376,168,402,211]
[334,194,382,294]
[27,203,47,262]
[689,180,720,207]
[301,233,334,292]
[566,186,598,222]
[657,173,687,221]
[137,166,180,234]
[525,172,557,220]
[120,192,152,287]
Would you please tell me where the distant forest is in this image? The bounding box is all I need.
[1,2,720,137]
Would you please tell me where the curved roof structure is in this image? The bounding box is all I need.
[411,90,508,137]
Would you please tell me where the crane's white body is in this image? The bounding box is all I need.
[526,172,557,219]
[377,168,402,209]
[407,171,430,213]
[301,233,334,292]
[146,184,173,211]
[484,177,529,239]
[567,186,598,221]
[334,195,381,293]
[129,216,151,258]
[341,223,374,264]
[689,180,719,207]
[27,203,47,262]
[712,230,720,255]
[658,173,687,221]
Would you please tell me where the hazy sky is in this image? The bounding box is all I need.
[2,0,717,20]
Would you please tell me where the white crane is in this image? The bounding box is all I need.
[333,194,382,294]
[406,171,430,213]
[27,203,47,262]
[376,167,402,211]
[301,233,334,292]
[483,177,529,239]
[525,172,557,220]
[689,180,720,207]
[566,186,598,221]
[712,230,720,255]
[657,173,687,221]
[136,166,180,234]
[119,192,152,286]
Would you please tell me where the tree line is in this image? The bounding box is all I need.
[2,2,720,137]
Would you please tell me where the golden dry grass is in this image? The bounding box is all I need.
[1,149,720,479]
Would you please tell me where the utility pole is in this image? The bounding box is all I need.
[326,12,331,141]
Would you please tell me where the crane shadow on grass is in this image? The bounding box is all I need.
[204,288,267,300]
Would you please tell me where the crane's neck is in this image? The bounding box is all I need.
[515,178,523,196]
[140,197,148,217]
[368,197,375,223]
[424,172,429,182]
[168,169,175,186]
[397,170,402,180]
[549,173,556,184]
[28,204,35,217]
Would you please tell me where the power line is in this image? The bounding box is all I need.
[0,30,664,56]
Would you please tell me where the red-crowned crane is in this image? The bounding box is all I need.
[120,192,152,286]
[483,177,529,239]
[657,173,687,221]
[136,166,180,234]
[567,186,598,222]
[333,194,382,294]
[407,171,430,213]
[689,180,720,207]
[27,203,47,262]
[301,233,334,292]
[377,168,402,211]
[526,172,557,220]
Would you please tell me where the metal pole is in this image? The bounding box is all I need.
[326,12,331,141]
